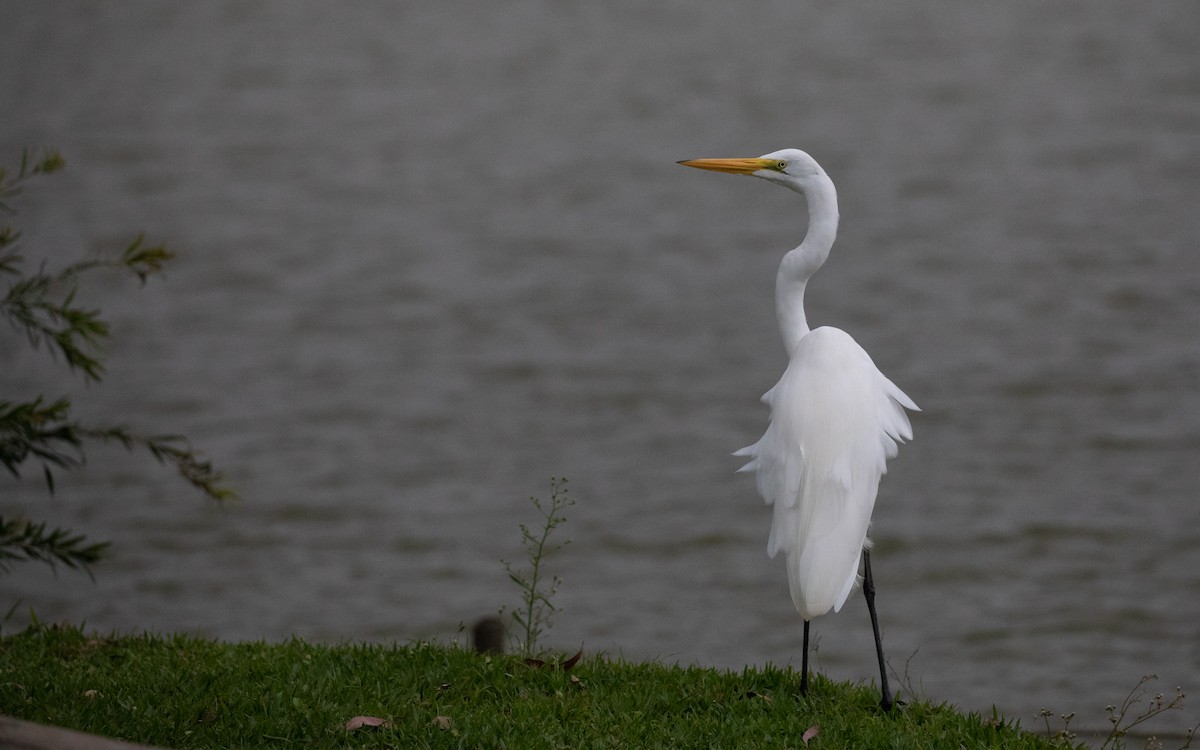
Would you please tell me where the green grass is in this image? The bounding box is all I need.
[0,624,1075,749]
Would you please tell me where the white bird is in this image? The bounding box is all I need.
[679,149,917,710]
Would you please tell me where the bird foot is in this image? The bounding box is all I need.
[879,695,904,713]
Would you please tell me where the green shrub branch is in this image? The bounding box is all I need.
[1,148,233,582]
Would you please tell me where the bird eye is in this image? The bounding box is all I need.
[776,161,788,171]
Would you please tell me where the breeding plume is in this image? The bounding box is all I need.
[679,149,917,710]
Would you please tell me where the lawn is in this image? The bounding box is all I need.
[1,623,1078,749]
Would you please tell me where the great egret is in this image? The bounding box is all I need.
[678,149,918,711]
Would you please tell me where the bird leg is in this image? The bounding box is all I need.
[862,549,895,711]
[800,619,811,695]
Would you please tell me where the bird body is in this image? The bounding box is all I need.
[736,324,916,620]
[679,149,916,708]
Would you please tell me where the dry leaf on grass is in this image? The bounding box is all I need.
[561,647,583,670]
[344,716,392,731]
[524,647,584,671]
[802,724,820,744]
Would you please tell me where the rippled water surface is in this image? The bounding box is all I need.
[2,1,1198,734]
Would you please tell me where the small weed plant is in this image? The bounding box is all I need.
[501,476,573,656]
[1038,674,1197,750]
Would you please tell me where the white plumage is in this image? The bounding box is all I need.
[735,326,916,620]
[680,148,917,709]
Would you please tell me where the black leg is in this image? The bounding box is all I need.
[863,549,895,711]
[800,619,810,695]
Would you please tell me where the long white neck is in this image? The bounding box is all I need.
[775,173,839,356]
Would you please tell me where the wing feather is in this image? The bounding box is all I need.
[735,327,917,620]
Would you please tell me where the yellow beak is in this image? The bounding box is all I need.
[676,157,777,175]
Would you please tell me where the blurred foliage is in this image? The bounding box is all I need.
[1,148,234,582]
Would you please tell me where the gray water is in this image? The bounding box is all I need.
[2,1,1198,736]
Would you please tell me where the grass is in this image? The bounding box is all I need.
[1,624,1076,749]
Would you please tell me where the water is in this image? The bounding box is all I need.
[2,0,1198,735]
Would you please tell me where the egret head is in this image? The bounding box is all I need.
[678,148,829,195]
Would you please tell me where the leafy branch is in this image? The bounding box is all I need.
[1,147,235,581]
[501,477,573,656]
[0,268,233,503]
[2,236,173,381]
[0,517,109,580]
[0,147,65,215]
[83,426,236,502]
[0,397,80,493]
